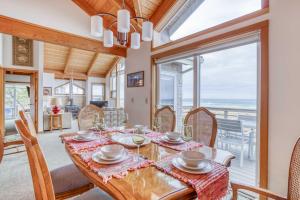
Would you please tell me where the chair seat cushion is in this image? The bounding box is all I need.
[74,188,113,200]
[50,164,91,194]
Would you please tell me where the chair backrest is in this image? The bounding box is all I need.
[154,106,176,133]
[78,104,104,130]
[287,137,300,200]
[15,120,55,200]
[217,118,243,133]
[19,110,37,137]
[184,107,217,147]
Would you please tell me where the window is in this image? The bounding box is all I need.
[170,0,261,40]
[55,82,85,95]
[91,83,105,101]
[109,59,125,108]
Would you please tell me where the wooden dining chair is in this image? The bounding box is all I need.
[184,107,217,147]
[78,104,104,130]
[19,110,37,137]
[232,137,300,200]
[153,106,176,133]
[15,119,113,200]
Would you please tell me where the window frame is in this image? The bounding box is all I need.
[54,81,85,96]
[91,83,105,101]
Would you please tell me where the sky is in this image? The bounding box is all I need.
[168,0,260,100]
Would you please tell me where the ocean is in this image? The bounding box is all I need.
[161,98,257,110]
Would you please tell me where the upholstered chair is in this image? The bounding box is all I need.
[153,106,176,133]
[78,104,104,130]
[184,107,217,147]
[15,119,113,200]
[232,137,300,200]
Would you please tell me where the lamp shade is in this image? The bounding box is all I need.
[131,32,140,49]
[142,21,153,41]
[103,30,114,47]
[91,15,103,37]
[117,9,130,33]
[50,97,62,106]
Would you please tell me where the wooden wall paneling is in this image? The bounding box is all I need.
[0,15,126,57]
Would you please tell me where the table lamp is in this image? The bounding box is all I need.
[50,97,62,114]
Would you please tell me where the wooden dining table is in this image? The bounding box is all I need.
[64,132,235,200]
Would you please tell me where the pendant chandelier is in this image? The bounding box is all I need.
[90,0,153,49]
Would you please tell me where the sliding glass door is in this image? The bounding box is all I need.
[156,37,260,195]
[157,57,194,130]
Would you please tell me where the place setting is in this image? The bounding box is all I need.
[171,151,213,174]
[92,144,129,165]
[72,130,98,142]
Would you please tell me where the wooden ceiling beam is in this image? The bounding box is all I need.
[0,15,126,57]
[150,0,177,29]
[63,48,74,73]
[133,0,143,25]
[44,69,88,80]
[106,56,122,76]
[87,52,99,75]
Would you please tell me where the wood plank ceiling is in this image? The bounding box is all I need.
[44,0,178,80]
[44,43,120,80]
[72,0,176,36]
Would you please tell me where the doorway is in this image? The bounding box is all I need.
[0,68,38,158]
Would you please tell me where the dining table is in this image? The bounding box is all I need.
[63,129,235,200]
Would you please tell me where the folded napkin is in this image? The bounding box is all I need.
[154,154,229,200]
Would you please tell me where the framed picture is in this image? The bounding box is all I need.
[127,71,144,87]
[13,36,33,66]
[43,87,52,96]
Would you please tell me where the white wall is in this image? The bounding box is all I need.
[125,42,151,126]
[0,33,3,66]
[268,0,300,196]
[0,0,99,41]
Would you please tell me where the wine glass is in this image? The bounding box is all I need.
[181,124,193,149]
[132,129,145,162]
[153,117,161,132]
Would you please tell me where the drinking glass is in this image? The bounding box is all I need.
[181,124,193,149]
[132,128,145,162]
[153,117,161,132]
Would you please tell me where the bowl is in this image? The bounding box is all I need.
[166,132,181,141]
[77,130,93,138]
[100,144,124,158]
[180,151,206,167]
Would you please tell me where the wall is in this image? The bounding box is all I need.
[125,42,151,126]
[268,0,300,196]
[0,0,98,40]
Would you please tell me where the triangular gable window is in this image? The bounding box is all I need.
[55,82,85,95]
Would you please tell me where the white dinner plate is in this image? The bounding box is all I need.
[94,151,124,161]
[72,135,97,142]
[111,134,151,148]
[176,157,210,170]
[92,151,128,164]
[172,157,213,174]
[160,136,185,144]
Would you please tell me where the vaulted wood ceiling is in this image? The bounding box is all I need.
[44,43,120,80]
[44,0,178,80]
[72,0,177,36]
